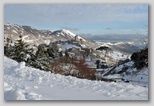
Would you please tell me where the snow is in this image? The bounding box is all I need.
[115,61,134,72]
[61,29,76,37]
[103,74,122,79]
[97,41,140,54]
[4,56,148,100]
[80,44,87,48]
[12,29,17,34]
[113,61,148,87]
[60,29,86,41]
[108,51,129,60]
[62,43,80,51]
[123,68,148,84]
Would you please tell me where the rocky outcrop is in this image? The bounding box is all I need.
[131,48,148,69]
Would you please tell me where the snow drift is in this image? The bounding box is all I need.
[4,56,148,100]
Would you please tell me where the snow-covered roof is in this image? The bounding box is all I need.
[81,44,87,48]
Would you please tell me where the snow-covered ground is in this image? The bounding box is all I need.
[114,61,148,86]
[61,43,80,51]
[4,56,148,100]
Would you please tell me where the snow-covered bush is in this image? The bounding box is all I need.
[4,35,34,62]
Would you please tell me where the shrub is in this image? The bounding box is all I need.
[50,56,96,80]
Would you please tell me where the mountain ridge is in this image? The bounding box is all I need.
[4,23,99,48]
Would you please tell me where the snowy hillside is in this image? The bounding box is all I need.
[113,61,148,86]
[97,42,140,55]
[4,56,148,100]
[4,24,99,48]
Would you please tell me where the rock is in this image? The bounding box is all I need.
[131,48,148,69]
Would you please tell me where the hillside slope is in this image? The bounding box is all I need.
[4,24,99,48]
[4,56,148,100]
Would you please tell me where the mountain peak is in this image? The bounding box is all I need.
[55,29,76,37]
[4,23,88,45]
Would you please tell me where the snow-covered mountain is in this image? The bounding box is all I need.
[97,42,141,55]
[132,37,148,49]
[4,24,148,100]
[4,56,148,100]
[4,23,99,48]
[4,23,145,55]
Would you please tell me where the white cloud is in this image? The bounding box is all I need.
[19,4,148,24]
[60,26,78,31]
[101,29,133,34]
[4,4,148,35]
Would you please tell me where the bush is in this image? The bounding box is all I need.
[50,56,96,80]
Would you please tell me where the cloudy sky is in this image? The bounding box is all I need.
[4,4,148,36]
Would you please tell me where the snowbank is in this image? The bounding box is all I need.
[4,56,148,100]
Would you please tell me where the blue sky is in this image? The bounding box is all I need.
[4,4,148,36]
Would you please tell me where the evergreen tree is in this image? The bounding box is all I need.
[12,35,33,62]
[4,42,14,57]
[33,44,55,71]
[4,36,16,58]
